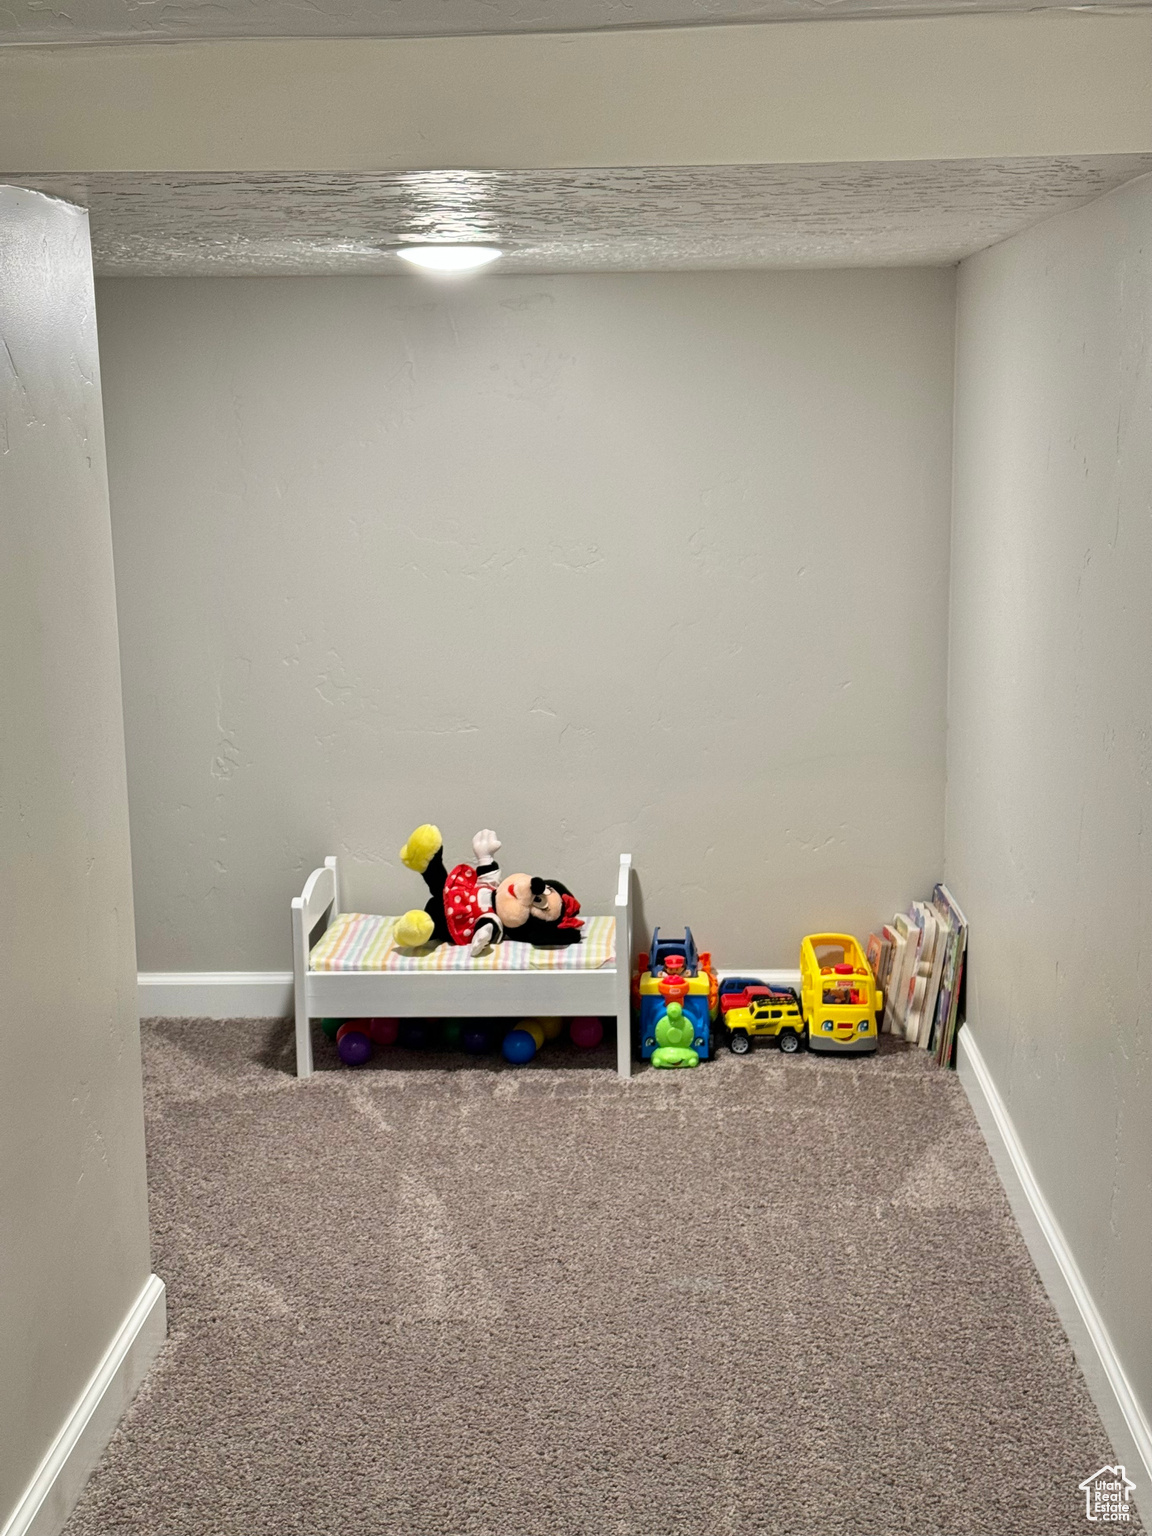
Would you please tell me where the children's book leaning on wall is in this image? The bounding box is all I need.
[868,885,968,1067]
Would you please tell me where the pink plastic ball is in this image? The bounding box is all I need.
[368,1017,399,1046]
[570,1016,603,1050]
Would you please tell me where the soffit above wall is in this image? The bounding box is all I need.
[0,0,1147,41]
[19,159,1152,275]
[3,17,1150,174]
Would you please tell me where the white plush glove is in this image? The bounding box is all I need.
[470,920,497,957]
[472,829,501,863]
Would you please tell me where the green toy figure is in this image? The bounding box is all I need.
[651,1001,700,1069]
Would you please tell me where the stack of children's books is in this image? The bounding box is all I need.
[867,885,967,1067]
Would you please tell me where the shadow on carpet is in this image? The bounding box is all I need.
[63,1020,1135,1536]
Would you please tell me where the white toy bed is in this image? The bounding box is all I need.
[291,853,634,1079]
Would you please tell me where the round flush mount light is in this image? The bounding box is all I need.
[396,245,502,273]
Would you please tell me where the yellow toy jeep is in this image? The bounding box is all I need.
[723,991,806,1055]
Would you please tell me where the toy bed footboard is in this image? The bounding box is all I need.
[291,854,634,1080]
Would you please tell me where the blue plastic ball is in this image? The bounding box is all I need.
[399,1019,430,1050]
[502,1028,537,1065]
[462,1028,492,1054]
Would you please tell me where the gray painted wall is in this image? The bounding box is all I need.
[94,269,955,970]
[0,189,153,1524]
[948,176,1152,1430]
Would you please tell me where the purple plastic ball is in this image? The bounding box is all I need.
[336,1029,372,1066]
[462,1028,491,1054]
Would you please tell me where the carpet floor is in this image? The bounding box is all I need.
[63,1020,1131,1536]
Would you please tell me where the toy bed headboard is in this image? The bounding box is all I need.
[292,855,339,950]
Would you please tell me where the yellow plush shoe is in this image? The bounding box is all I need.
[399,824,442,874]
[395,909,435,948]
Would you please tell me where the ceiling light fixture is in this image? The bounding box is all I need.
[396,245,502,273]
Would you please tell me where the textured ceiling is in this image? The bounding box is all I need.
[18,158,1152,276]
[1,0,1147,41]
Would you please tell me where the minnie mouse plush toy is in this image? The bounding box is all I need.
[395,825,583,957]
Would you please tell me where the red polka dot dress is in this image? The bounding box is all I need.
[442,862,502,947]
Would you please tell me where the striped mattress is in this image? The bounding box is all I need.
[310,913,616,972]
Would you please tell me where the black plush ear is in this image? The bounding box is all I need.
[514,881,583,947]
[513,912,583,947]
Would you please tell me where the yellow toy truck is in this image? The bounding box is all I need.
[799,933,882,1054]
[721,987,806,1055]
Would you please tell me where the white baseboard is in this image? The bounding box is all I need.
[1,1274,166,1536]
[957,1028,1152,1522]
[717,967,802,990]
[138,971,293,1018]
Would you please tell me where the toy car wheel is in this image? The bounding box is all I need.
[778,1028,802,1055]
[729,1030,751,1055]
